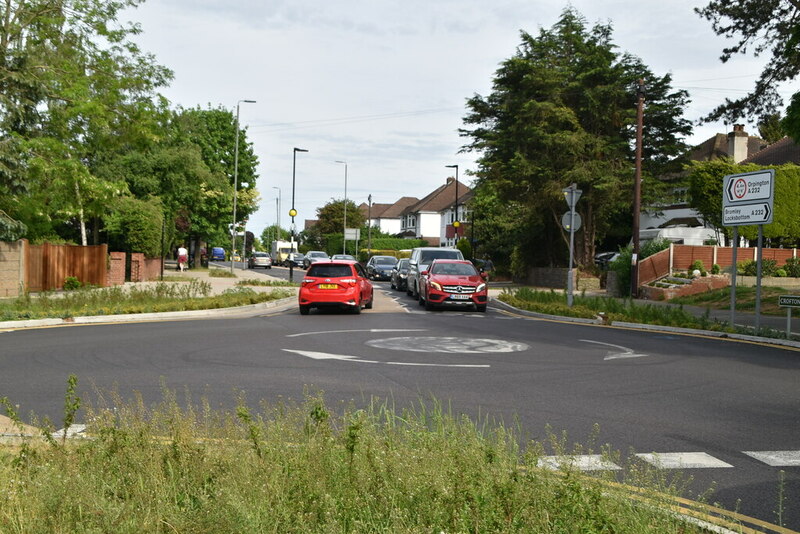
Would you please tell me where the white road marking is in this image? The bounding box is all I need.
[580,339,649,360]
[538,455,621,471]
[286,328,426,338]
[365,336,528,353]
[282,349,489,368]
[742,450,800,467]
[635,452,733,469]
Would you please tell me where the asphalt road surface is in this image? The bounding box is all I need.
[1,281,798,529]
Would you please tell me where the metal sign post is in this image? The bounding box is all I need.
[562,184,582,307]
[722,169,775,332]
[778,295,800,338]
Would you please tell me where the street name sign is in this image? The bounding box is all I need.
[722,169,774,227]
[778,295,800,308]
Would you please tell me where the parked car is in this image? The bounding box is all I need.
[331,254,357,261]
[594,251,620,270]
[285,252,305,268]
[366,255,397,280]
[248,251,272,269]
[209,247,225,262]
[418,259,488,312]
[407,247,465,298]
[298,260,373,315]
[390,258,411,291]
[303,250,329,269]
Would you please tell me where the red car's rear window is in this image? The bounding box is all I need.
[307,264,353,278]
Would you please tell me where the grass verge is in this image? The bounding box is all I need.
[499,288,798,341]
[0,280,293,321]
[499,288,723,329]
[208,268,238,278]
[237,278,299,287]
[670,286,791,315]
[0,380,712,533]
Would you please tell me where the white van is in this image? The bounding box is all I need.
[406,247,464,298]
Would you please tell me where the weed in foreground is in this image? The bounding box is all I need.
[0,379,716,533]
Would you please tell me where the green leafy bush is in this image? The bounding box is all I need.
[690,260,706,276]
[776,268,788,277]
[784,258,800,277]
[63,276,82,291]
[738,259,778,276]
[711,264,721,274]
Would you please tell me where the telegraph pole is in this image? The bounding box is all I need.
[631,79,645,298]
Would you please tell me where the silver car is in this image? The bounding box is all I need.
[248,251,272,269]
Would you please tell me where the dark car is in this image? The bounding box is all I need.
[418,259,488,312]
[303,250,329,269]
[390,258,411,291]
[365,255,397,281]
[298,261,374,315]
[285,252,305,268]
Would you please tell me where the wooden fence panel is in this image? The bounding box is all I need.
[637,248,670,285]
[672,245,714,271]
[24,243,108,291]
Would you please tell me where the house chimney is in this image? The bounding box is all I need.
[727,124,749,163]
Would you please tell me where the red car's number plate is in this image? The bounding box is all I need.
[449,294,470,300]
[319,283,338,289]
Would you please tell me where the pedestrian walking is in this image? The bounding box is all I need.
[178,245,188,272]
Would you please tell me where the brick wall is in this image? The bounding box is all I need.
[107,252,125,286]
[0,240,24,298]
[129,253,163,282]
[523,267,573,288]
[640,275,730,301]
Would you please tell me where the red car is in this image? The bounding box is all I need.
[299,260,374,315]
[418,259,488,312]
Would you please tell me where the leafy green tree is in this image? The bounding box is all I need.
[757,113,786,144]
[104,196,164,257]
[0,0,172,245]
[460,8,691,270]
[783,93,800,142]
[695,0,800,122]
[314,199,365,236]
[261,225,290,246]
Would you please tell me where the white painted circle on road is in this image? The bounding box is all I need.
[365,337,528,353]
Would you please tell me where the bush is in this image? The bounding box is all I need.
[776,268,788,277]
[608,247,632,297]
[711,264,721,275]
[738,259,778,276]
[784,258,800,277]
[640,238,671,259]
[456,237,472,260]
[690,260,707,277]
[63,276,82,291]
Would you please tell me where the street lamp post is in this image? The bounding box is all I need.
[231,99,256,273]
[336,160,347,254]
[272,186,281,251]
[289,147,308,282]
[446,164,459,247]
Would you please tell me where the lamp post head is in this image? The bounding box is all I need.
[294,147,308,153]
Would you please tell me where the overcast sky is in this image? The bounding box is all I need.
[127,0,798,238]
